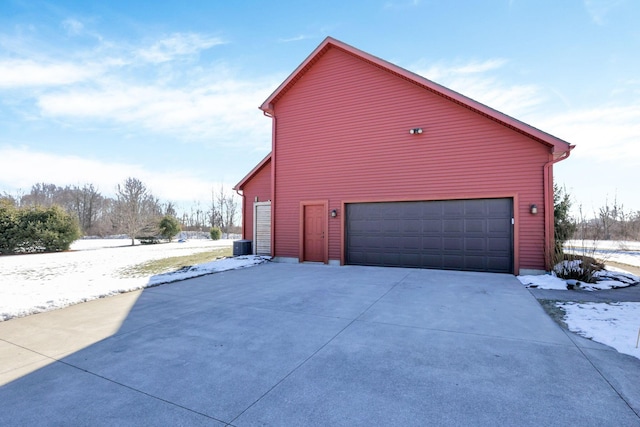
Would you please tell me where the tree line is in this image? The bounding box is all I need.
[1,178,240,242]
[572,196,640,242]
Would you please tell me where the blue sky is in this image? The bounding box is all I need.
[1,0,638,216]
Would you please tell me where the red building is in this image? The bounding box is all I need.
[235,37,573,275]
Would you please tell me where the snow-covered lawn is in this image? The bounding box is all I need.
[565,239,640,268]
[518,240,640,291]
[516,241,640,361]
[557,302,640,360]
[0,239,266,321]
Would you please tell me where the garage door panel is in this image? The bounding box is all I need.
[403,219,421,233]
[443,255,464,269]
[423,220,442,232]
[382,221,400,233]
[383,236,401,250]
[346,199,513,273]
[422,203,443,216]
[488,218,510,233]
[488,237,511,252]
[465,237,486,251]
[403,253,421,267]
[443,202,464,215]
[443,220,463,232]
[443,237,463,250]
[464,200,486,216]
[402,203,423,218]
[489,257,511,271]
[464,256,486,270]
[465,219,486,233]
[422,237,442,250]
[381,252,401,265]
[488,199,512,214]
[402,236,421,250]
[365,236,382,248]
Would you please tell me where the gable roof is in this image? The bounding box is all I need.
[260,37,573,157]
[233,152,271,191]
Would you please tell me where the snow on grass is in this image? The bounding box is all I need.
[517,269,639,290]
[517,274,568,290]
[517,252,639,291]
[148,256,267,285]
[0,239,267,321]
[565,240,640,252]
[565,240,640,268]
[557,302,640,360]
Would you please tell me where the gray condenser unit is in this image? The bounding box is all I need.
[233,240,252,256]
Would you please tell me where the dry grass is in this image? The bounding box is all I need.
[119,247,232,278]
[554,254,605,283]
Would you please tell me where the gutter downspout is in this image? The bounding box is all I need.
[543,145,575,270]
[234,187,245,240]
[264,108,276,258]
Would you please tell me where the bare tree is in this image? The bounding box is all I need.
[69,184,103,234]
[21,183,60,207]
[163,201,177,218]
[114,177,160,245]
[210,185,239,238]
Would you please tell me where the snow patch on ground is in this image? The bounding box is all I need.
[517,270,639,291]
[565,239,640,268]
[517,274,568,290]
[148,256,267,285]
[0,239,267,321]
[557,302,640,360]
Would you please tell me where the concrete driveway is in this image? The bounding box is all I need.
[1,263,639,426]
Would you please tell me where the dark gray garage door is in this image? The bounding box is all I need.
[345,199,513,273]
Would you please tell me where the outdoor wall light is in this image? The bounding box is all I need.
[409,128,423,135]
[330,209,338,218]
[530,204,538,215]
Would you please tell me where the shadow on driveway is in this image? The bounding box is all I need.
[1,263,639,426]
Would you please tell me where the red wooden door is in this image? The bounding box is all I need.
[303,204,325,262]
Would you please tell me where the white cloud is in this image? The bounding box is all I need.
[535,104,640,164]
[62,18,84,36]
[35,76,275,146]
[0,147,218,202]
[412,58,545,118]
[136,33,226,63]
[0,59,97,87]
[409,56,640,212]
[583,0,625,25]
[0,29,275,147]
[384,0,420,9]
[278,35,310,43]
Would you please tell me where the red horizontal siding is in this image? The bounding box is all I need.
[241,160,271,242]
[272,47,550,271]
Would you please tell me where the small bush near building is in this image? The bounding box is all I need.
[554,254,605,283]
[210,226,222,240]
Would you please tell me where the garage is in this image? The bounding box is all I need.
[345,198,513,273]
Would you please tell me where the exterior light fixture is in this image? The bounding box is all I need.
[530,204,538,215]
[409,128,423,135]
[330,209,338,218]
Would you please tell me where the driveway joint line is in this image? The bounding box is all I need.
[229,272,411,424]
[1,338,230,423]
[354,271,413,321]
[58,359,230,424]
[353,318,586,347]
[560,327,640,418]
[0,338,60,361]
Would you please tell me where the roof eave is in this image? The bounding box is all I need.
[259,36,572,152]
[233,152,272,191]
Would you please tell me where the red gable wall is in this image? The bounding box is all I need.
[271,46,552,271]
